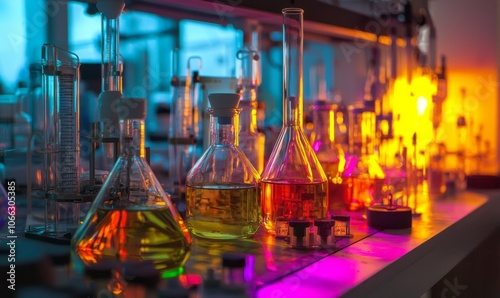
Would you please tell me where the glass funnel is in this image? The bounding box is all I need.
[186,93,261,239]
[261,8,328,236]
[72,98,191,275]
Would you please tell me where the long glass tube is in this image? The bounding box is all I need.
[101,13,122,92]
[283,9,303,128]
[167,53,198,199]
[237,23,265,173]
[96,0,125,172]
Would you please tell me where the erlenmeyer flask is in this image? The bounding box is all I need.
[72,98,191,275]
[186,93,261,239]
[261,8,328,236]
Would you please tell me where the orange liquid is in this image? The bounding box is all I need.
[342,177,373,211]
[261,181,327,235]
[321,161,344,212]
[342,177,386,211]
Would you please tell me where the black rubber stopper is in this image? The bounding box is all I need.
[222,252,246,268]
[367,205,412,229]
[289,220,311,239]
[314,219,335,238]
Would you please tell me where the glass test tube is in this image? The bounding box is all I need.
[237,22,265,174]
[167,53,200,199]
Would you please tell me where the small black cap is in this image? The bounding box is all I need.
[222,252,246,268]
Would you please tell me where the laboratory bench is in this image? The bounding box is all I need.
[2,188,500,297]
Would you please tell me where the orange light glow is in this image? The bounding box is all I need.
[328,109,335,142]
[35,169,42,186]
[140,122,146,158]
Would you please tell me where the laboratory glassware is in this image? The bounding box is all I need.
[342,105,385,211]
[25,44,82,242]
[427,140,446,197]
[185,93,261,239]
[237,22,266,174]
[14,87,32,149]
[72,98,191,275]
[310,100,345,213]
[97,0,125,171]
[29,63,44,134]
[167,53,199,200]
[261,8,328,235]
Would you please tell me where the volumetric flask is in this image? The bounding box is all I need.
[261,8,328,236]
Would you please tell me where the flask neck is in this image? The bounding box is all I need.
[210,113,239,146]
[120,118,145,159]
[283,9,304,128]
[239,100,258,133]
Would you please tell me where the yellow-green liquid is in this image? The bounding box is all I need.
[186,185,261,239]
[73,206,191,273]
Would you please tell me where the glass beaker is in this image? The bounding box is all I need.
[342,105,385,211]
[185,93,261,239]
[310,100,345,213]
[261,8,328,235]
[72,98,191,275]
